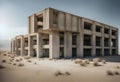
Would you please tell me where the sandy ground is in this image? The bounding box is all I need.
[0,52,120,82]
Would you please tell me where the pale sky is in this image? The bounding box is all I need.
[0,0,120,50]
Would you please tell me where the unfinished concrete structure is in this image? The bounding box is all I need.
[11,8,119,59]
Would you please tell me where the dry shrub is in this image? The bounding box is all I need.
[65,72,71,75]
[7,52,11,54]
[13,63,16,66]
[34,62,37,64]
[19,58,23,61]
[4,54,6,56]
[8,55,11,57]
[74,59,82,64]
[24,56,31,59]
[16,59,20,62]
[27,60,32,63]
[85,59,90,64]
[54,70,64,76]
[106,70,114,75]
[93,58,100,66]
[18,63,24,67]
[10,55,15,58]
[93,61,98,66]
[9,58,14,62]
[102,60,106,64]
[93,58,101,62]
[114,71,119,75]
[9,62,12,64]
[2,60,6,63]
[0,65,5,69]
[48,58,53,60]
[116,66,120,69]
[80,60,87,67]
[12,58,14,60]
[9,59,13,62]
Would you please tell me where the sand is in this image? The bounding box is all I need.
[0,52,120,82]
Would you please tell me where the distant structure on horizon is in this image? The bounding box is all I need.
[11,8,118,59]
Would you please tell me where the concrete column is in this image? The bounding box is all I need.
[101,26,104,56]
[21,36,24,56]
[115,29,120,55]
[12,40,15,54]
[116,30,119,55]
[10,41,12,53]
[49,31,60,59]
[37,33,43,58]
[11,40,14,54]
[15,37,17,55]
[77,18,83,57]
[28,14,37,33]
[28,35,32,57]
[77,34,80,57]
[92,22,96,56]
[109,29,112,55]
[64,32,72,58]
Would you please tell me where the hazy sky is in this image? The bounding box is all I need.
[0,0,120,50]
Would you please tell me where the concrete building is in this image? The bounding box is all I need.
[11,8,119,59]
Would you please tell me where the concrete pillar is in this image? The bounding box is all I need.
[77,18,83,57]
[11,40,14,54]
[64,32,72,58]
[10,41,12,53]
[28,14,37,33]
[92,22,96,56]
[49,31,60,59]
[77,34,80,57]
[28,35,32,57]
[101,26,104,56]
[116,30,119,55]
[21,36,24,56]
[15,37,17,55]
[37,33,43,58]
[109,29,112,55]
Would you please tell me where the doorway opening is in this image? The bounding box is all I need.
[60,47,64,58]
[43,49,49,57]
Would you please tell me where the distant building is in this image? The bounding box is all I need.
[11,8,118,59]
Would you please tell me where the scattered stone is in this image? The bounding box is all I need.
[74,59,82,64]
[116,66,120,69]
[55,70,64,76]
[114,71,119,75]
[2,60,6,63]
[102,60,106,64]
[18,63,24,67]
[0,65,5,69]
[65,72,71,75]
[106,70,114,75]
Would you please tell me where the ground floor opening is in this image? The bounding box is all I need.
[72,48,77,58]
[25,50,28,56]
[33,49,37,57]
[43,49,49,57]
[60,47,64,58]
[104,49,109,56]
[96,49,102,56]
[84,49,91,57]
[112,49,116,55]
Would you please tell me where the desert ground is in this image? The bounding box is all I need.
[0,51,120,82]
